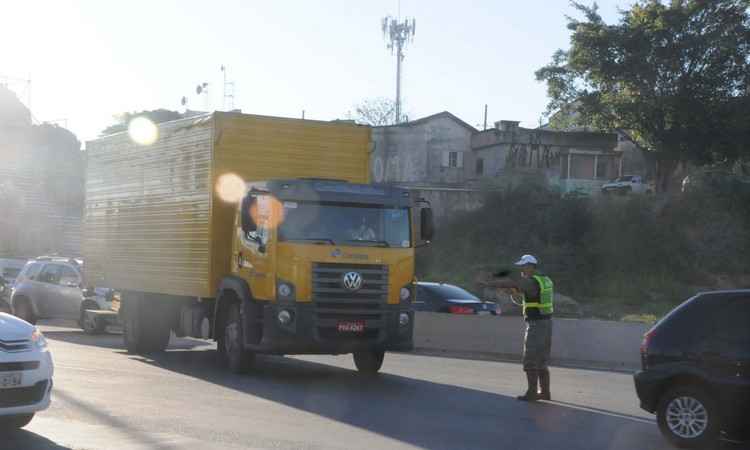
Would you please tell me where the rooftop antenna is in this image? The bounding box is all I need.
[382,11,416,124]
[196,82,209,111]
[220,65,235,111]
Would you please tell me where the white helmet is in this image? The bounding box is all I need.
[514,254,539,266]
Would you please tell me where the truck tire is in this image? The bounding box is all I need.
[123,294,171,354]
[0,414,34,431]
[221,302,255,373]
[353,350,385,375]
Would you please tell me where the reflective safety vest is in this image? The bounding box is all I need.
[523,275,554,316]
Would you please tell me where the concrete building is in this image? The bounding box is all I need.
[471,120,620,195]
[370,112,623,224]
[0,85,84,257]
[370,112,476,186]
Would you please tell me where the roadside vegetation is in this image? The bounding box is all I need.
[417,179,750,321]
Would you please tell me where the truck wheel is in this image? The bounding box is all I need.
[353,350,385,375]
[0,414,34,430]
[222,303,255,373]
[80,302,105,334]
[13,299,37,325]
[123,295,171,354]
[656,385,719,449]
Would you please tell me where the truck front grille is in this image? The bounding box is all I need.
[312,263,388,339]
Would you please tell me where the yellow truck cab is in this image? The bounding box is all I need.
[218,179,431,373]
[83,112,433,374]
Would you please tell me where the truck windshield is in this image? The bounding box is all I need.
[278,202,411,248]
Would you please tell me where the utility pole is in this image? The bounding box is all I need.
[483,104,488,130]
[382,15,416,124]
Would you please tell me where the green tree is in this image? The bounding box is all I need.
[536,1,750,191]
[101,109,184,135]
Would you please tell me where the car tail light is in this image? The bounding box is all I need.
[449,306,474,315]
[640,329,656,356]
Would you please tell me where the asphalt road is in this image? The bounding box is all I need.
[4,321,745,450]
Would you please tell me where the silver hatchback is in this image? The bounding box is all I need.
[9,257,109,330]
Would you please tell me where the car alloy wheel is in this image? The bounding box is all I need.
[665,396,709,439]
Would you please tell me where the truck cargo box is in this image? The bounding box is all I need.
[84,112,371,298]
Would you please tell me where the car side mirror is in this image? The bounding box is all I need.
[420,207,435,242]
[241,194,257,234]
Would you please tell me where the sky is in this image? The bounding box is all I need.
[1,0,630,145]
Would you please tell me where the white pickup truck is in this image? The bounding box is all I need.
[601,175,653,195]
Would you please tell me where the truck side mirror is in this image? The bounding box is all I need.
[420,208,435,242]
[241,194,257,234]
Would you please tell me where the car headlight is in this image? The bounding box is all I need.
[31,328,47,349]
[400,287,411,302]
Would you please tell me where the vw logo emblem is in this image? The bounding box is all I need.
[342,272,363,291]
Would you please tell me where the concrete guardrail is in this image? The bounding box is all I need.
[413,312,650,371]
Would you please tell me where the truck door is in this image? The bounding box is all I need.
[236,194,277,301]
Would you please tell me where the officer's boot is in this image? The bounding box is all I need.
[517,370,539,402]
[538,368,551,401]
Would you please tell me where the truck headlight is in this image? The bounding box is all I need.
[400,287,411,302]
[278,283,292,298]
[277,309,293,325]
[399,312,410,327]
[276,279,295,301]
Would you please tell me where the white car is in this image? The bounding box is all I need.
[0,313,53,430]
[601,175,654,195]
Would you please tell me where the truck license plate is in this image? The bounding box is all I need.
[0,372,22,388]
[337,321,365,333]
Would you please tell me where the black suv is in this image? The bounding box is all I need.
[634,290,749,448]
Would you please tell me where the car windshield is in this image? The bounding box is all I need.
[615,176,633,182]
[278,202,411,248]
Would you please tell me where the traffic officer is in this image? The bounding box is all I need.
[481,254,554,401]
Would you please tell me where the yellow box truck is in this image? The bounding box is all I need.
[83,112,433,373]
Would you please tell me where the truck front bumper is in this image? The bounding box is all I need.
[246,303,414,355]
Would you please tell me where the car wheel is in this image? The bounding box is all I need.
[353,350,385,375]
[13,299,37,325]
[657,385,719,449]
[223,302,255,374]
[0,414,34,430]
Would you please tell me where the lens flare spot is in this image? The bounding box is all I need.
[127,117,159,145]
[215,173,246,203]
[250,195,286,229]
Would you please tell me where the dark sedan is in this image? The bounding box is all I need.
[415,282,500,315]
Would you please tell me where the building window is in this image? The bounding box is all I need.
[476,158,484,175]
[442,151,464,168]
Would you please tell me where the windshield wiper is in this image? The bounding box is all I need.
[286,238,336,245]
[345,239,391,247]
